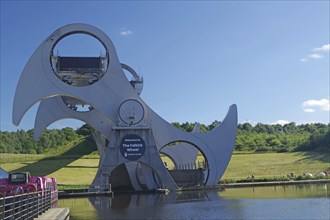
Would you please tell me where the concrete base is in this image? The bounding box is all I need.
[34,208,70,220]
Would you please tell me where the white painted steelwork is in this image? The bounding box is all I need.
[13,23,238,190]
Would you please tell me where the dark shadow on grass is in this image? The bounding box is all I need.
[12,138,97,176]
[64,166,98,168]
[295,151,330,163]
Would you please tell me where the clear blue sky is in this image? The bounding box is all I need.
[1,1,329,132]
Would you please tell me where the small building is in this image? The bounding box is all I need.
[0,167,9,179]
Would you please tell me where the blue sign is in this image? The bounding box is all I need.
[120,134,146,160]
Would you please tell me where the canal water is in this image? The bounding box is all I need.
[59,184,329,219]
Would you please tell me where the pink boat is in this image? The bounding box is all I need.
[0,172,58,203]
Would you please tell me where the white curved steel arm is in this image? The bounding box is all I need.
[13,23,238,187]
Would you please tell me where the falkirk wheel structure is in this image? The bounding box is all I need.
[13,23,238,191]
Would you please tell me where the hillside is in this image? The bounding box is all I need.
[1,138,328,185]
[0,122,329,185]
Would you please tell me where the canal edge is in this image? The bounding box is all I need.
[34,208,70,220]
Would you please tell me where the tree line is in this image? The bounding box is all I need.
[236,122,329,152]
[0,126,89,154]
[0,122,329,154]
[171,121,329,153]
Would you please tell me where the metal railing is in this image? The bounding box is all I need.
[0,189,52,220]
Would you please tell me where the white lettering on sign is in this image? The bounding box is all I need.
[125,138,141,142]
[127,148,139,152]
[122,143,143,148]
[120,134,146,160]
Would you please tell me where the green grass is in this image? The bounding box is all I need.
[0,158,99,185]
[0,153,46,163]
[1,139,329,186]
[222,151,330,181]
[0,138,99,185]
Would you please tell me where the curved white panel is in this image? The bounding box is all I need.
[34,96,113,141]
[13,23,238,189]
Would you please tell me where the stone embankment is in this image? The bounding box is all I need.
[58,190,113,198]
[221,179,330,188]
[34,208,69,220]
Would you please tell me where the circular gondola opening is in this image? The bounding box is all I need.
[161,141,209,187]
[51,33,109,86]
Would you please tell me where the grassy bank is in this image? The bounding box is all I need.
[222,151,329,181]
[1,140,329,185]
[0,138,99,185]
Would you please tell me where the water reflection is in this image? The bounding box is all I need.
[87,191,242,220]
[92,191,211,210]
[221,183,329,199]
[59,184,330,220]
